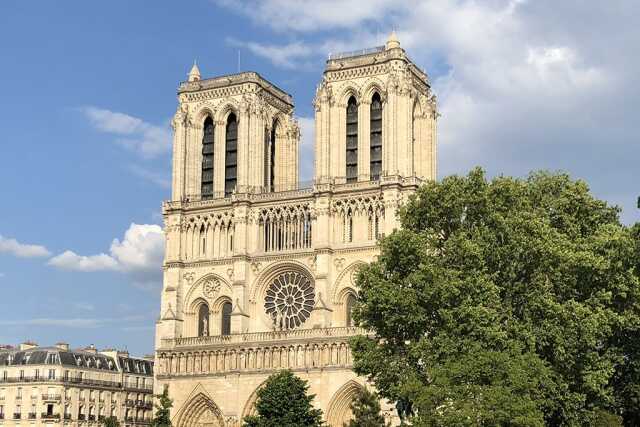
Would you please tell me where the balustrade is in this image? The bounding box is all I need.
[157,327,369,377]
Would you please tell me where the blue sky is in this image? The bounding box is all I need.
[1,0,638,356]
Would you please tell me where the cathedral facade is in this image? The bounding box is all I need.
[154,33,437,427]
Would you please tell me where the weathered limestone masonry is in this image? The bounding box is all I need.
[155,32,438,427]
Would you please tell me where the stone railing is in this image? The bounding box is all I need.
[163,175,423,212]
[160,326,366,349]
[156,327,370,377]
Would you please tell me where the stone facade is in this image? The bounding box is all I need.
[155,33,437,427]
[0,343,153,427]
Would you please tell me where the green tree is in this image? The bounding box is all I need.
[345,387,387,427]
[350,168,640,426]
[102,416,120,427]
[151,386,173,427]
[243,370,323,427]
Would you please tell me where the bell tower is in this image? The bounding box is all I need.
[170,71,300,202]
[313,32,437,185]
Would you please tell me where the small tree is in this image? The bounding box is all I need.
[151,386,173,427]
[243,370,323,427]
[345,388,387,427]
[103,416,120,427]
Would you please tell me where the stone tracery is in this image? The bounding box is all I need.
[264,271,315,330]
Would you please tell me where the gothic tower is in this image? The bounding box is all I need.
[155,33,437,427]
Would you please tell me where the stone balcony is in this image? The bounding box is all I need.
[156,326,369,378]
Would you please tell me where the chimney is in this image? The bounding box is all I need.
[55,342,69,351]
[19,341,38,351]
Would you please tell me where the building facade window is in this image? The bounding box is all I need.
[221,301,232,336]
[370,93,383,180]
[346,294,357,326]
[201,116,215,199]
[346,97,358,183]
[270,124,276,191]
[224,113,238,196]
[264,125,277,192]
[198,303,210,337]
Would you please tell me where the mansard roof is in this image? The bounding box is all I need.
[0,345,153,375]
[118,355,154,376]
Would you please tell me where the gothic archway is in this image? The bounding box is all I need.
[175,392,225,427]
[240,379,268,421]
[326,380,364,427]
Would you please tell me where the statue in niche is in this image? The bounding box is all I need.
[202,316,209,337]
[271,307,285,331]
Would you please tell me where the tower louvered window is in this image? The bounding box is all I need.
[370,93,383,180]
[264,127,270,191]
[225,113,238,196]
[270,125,276,191]
[264,124,276,192]
[346,97,358,183]
[201,117,215,199]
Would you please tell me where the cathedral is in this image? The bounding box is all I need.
[154,32,437,427]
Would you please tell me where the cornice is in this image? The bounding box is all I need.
[178,71,293,108]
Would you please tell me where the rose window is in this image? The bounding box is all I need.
[264,271,315,330]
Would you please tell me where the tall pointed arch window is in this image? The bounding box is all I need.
[264,123,276,192]
[201,117,215,199]
[225,113,238,196]
[264,126,270,191]
[346,96,358,183]
[270,124,276,192]
[345,294,357,326]
[370,93,383,181]
[197,303,210,337]
[412,101,422,176]
[221,301,232,336]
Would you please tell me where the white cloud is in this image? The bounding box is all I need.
[228,38,315,69]
[48,224,164,289]
[73,302,95,311]
[128,165,171,189]
[109,224,165,278]
[0,235,51,258]
[48,251,119,272]
[215,0,398,32]
[218,0,640,224]
[0,315,145,329]
[82,106,171,158]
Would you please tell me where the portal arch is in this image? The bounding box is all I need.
[174,392,225,427]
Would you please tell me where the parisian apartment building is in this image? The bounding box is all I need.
[0,342,153,427]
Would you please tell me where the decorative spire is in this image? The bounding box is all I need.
[188,60,201,82]
[385,30,401,50]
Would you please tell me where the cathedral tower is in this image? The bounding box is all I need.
[155,33,437,427]
[314,31,437,184]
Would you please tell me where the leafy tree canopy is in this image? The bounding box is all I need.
[103,416,120,427]
[351,168,640,426]
[151,386,173,427]
[346,387,388,427]
[243,370,323,427]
